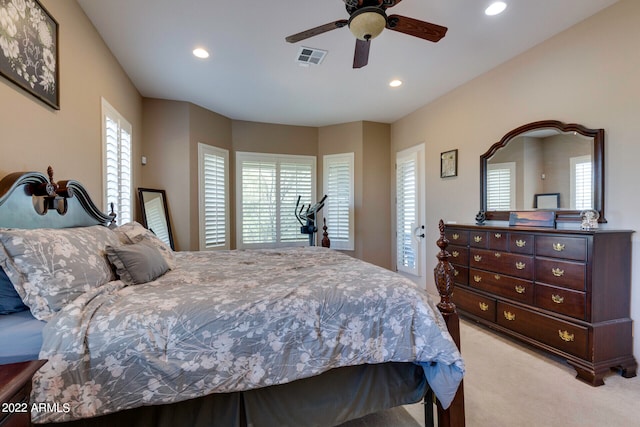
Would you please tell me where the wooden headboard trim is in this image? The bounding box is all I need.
[0,170,114,229]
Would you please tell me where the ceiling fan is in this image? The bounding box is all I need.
[285,0,448,69]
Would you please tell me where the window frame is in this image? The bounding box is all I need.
[323,153,355,251]
[486,162,516,211]
[198,143,230,250]
[235,152,316,249]
[101,98,132,225]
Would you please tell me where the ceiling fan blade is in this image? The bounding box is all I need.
[386,15,448,42]
[285,20,348,43]
[353,38,370,69]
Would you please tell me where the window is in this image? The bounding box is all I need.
[102,98,132,225]
[323,153,354,251]
[198,143,229,250]
[396,150,418,273]
[571,155,592,210]
[486,162,515,211]
[236,152,316,248]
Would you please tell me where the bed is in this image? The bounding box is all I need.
[0,168,465,427]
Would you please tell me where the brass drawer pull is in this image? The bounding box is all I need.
[494,233,502,239]
[473,275,482,283]
[553,243,566,252]
[452,250,459,258]
[474,255,482,262]
[515,239,526,248]
[515,285,526,294]
[494,274,501,280]
[452,233,460,240]
[479,302,489,311]
[552,268,565,277]
[552,294,564,304]
[494,252,501,258]
[515,262,526,270]
[474,235,483,243]
[504,311,516,321]
[558,330,575,342]
[453,269,459,276]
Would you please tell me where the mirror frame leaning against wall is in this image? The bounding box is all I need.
[137,188,175,250]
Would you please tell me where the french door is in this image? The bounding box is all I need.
[396,144,426,287]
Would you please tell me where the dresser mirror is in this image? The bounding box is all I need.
[138,188,175,250]
[480,120,605,223]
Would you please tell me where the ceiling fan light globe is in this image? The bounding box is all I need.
[348,8,387,41]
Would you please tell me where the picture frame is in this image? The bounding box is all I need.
[0,0,59,109]
[534,193,560,209]
[440,149,458,178]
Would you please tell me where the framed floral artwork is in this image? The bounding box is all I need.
[440,149,458,178]
[0,0,59,109]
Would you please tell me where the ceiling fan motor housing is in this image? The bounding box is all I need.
[348,7,387,41]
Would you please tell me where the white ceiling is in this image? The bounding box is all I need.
[76,0,619,127]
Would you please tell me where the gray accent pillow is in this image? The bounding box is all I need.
[0,225,119,321]
[113,222,176,269]
[106,241,170,285]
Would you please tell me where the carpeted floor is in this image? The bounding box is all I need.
[339,318,640,427]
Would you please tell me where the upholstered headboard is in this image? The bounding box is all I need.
[0,167,114,229]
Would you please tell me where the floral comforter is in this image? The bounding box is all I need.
[32,247,464,423]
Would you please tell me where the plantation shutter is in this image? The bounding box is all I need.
[486,162,515,211]
[237,153,315,248]
[571,155,592,210]
[396,152,418,274]
[144,197,170,244]
[324,153,354,250]
[280,162,313,242]
[198,144,229,250]
[103,99,132,225]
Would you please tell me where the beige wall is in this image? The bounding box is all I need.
[390,0,640,357]
[318,121,391,268]
[0,0,142,203]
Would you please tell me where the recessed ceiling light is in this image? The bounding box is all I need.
[389,79,403,88]
[193,48,209,59]
[485,1,507,16]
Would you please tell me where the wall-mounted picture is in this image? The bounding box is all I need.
[440,149,458,178]
[0,0,59,109]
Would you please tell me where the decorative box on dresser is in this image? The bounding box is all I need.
[445,223,637,386]
[0,360,46,427]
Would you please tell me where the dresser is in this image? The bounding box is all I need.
[445,223,637,386]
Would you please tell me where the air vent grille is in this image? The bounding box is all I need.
[296,47,327,66]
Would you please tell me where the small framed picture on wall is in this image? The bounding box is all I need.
[440,149,458,178]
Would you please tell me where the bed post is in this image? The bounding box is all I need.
[433,219,465,427]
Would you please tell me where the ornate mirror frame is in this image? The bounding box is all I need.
[480,120,605,223]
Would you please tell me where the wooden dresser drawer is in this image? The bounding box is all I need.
[470,268,534,304]
[536,258,586,291]
[488,231,508,251]
[451,264,469,286]
[469,231,488,248]
[536,235,587,261]
[470,248,534,279]
[446,229,468,246]
[448,244,468,265]
[509,233,534,254]
[535,284,586,320]
[497,302,589,359]
[454,286,495,322]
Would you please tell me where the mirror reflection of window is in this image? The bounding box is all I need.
[144,196,171,247]
[571,155,592,210]
[487,162,515,211]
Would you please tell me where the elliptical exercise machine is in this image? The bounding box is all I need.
[294,195,327,246]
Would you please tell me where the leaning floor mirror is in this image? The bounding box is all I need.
[138,188,175,250]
